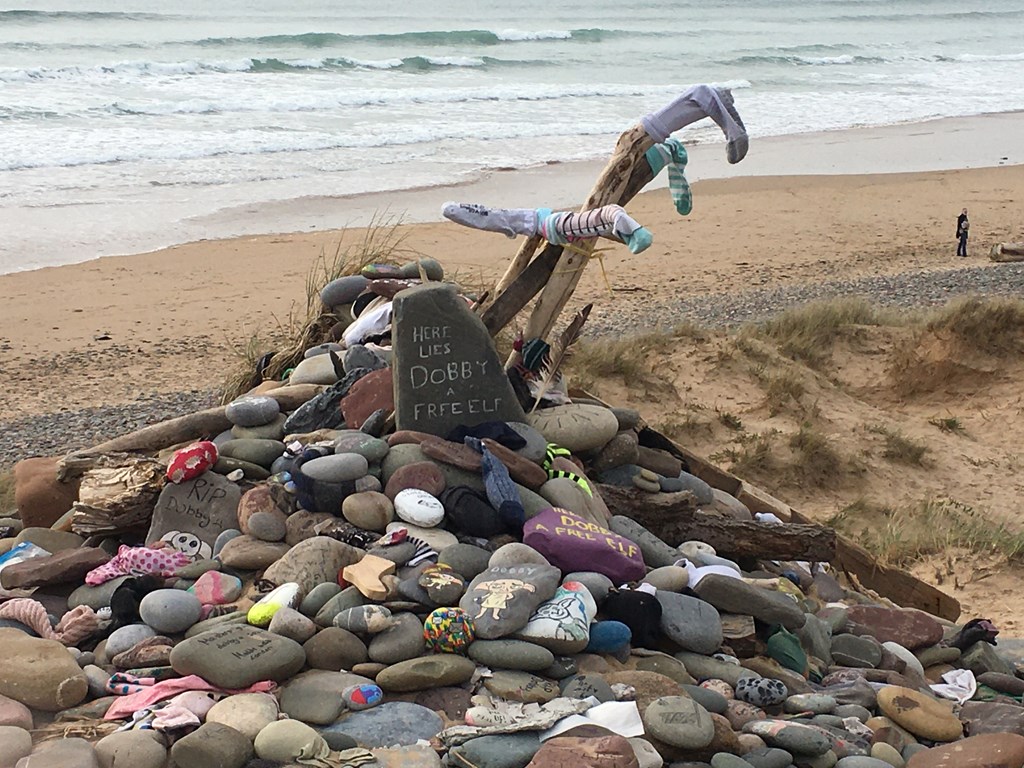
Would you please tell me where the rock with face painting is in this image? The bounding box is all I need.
[459,564,561,640]
[523,508,645,584]
[147,473,241,561]
[515,586,592,655]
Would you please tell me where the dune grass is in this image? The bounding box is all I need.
[743,298,900,369]
[220,219,413,402]
[567,323,705,395]
[827,498,1024,567]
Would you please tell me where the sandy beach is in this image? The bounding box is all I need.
[1,113,1023,425]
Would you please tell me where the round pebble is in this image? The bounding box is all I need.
[393,488,445,528]
[139,590,203,634]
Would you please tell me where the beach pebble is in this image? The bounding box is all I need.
[301,453,369,482]
[225,396,280,427]
[139,589,203,634]
[393,488,445,527]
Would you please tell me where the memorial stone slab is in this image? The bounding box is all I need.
[147,473,242,561]
[392,283,525,436]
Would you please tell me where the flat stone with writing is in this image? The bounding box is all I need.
[523,507,646,585]
[147,472,242,561]
[169,624,306,688]
[392,283,525,436]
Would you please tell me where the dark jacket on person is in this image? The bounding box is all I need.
[957,213,969,238]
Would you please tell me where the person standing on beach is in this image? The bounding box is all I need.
[956,208,970,257]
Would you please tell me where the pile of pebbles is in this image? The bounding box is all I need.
[2,259,1023,768]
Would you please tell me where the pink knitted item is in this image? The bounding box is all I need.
[85,545,192,585]
[0,598,99,646]
[104,674,277,720]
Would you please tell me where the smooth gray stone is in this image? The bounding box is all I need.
[468,640,554,672]
[505,422,548,464]
[797,613,833,666]
[437,543,492,580]
[171,722,254,768]
[106,624,157,657]
[333,430,390,461]
[675,652,760,687]
[321,275,369,308]
[740,747,794,768]
[225,396,280,428]
[301,453,369,483]
[831,634,881,668]
[14,737,100,768]
[68,575,130,610]
[834,758,892,768]
[279,670,375,725]
[711,755,755,768]
[300,583,343,617]
[343,345,388,374]
[218,439,286,468]
[658,591,724,654]
[960,640,1016,676]
[314,586,367,627]
[170,624,305,688]
[321,701,443,747]
[368,612,427,664]
[449,733,541,768]
[560,673,615,702]
[682,684,729,714]
[304,342,345,359]
[693,575,806,630]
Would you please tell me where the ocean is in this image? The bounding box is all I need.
[2,0,1023,273]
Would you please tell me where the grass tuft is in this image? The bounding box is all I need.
[867,424,929,465]
[568,324,702,396]
[717,409,744,431]
[929,415,967,435]
[788,422,846,488]
[925,296,1024,355]
[219,218,414,402]
[710,429,779,479]
[655,405,714,441]
[743,298,903,369]
[826,498,1024,566]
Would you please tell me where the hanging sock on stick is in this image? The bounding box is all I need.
[442,202,652,254]
[641,84,748,164]
[645,138,692,216]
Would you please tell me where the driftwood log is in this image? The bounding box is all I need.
[598,484,837,562]
[482,124,655,337]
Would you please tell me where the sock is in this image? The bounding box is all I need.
[641,84,748,164]
[541,204,634,243]
[442,202,540,238]
[645,138,693,216]
[465,437,525,529]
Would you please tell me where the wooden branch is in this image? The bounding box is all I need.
[598,484,837,562]
[490,234,544,305]
[65,384,323,458]
[523,125,655,342]
[481,124,656,337]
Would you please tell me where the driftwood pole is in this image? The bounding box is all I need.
[481,124,656,337]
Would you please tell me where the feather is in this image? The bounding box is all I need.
[529,303,592,413]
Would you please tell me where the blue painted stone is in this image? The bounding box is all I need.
[585,621,631,654]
